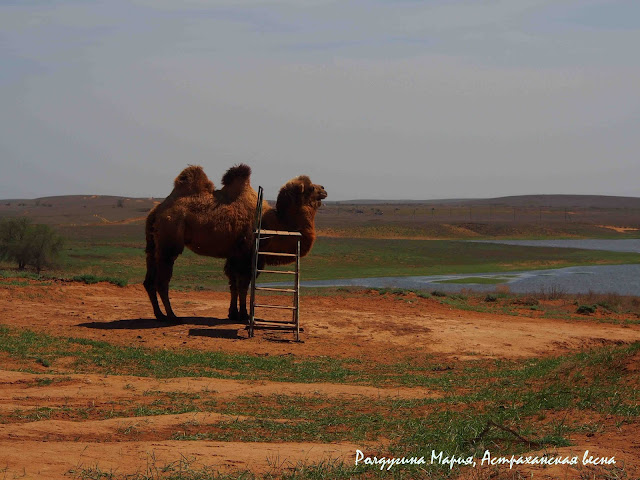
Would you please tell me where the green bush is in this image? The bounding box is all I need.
[576,304,597,315]
[0,218,64,273]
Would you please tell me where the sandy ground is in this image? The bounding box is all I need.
[1,281,640,479]
[3,282,639,361]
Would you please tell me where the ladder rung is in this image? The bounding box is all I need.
[250,325,304,332]
[254,304,296,310]
[257,269,296,275]
[255,287,296,293]
[256,287,296,293]
[257,229,302,237]
[252,319,297,325]
[258,252,297,257]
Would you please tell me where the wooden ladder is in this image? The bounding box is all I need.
[248,186,302,341]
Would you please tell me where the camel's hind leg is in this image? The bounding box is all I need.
[224,258,240,320]
[144,217,167,321]
[237,275,250,323]
[156,252,180,323]
[144,251,166,321]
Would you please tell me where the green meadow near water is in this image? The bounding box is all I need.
[15,229,640,289]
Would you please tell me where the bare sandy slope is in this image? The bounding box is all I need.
[1,282,640,478]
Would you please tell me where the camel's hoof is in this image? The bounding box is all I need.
[238,312,249,324]
[229,309,239,321]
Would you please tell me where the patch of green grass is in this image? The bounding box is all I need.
[13,406,56,421]
[0,269,127,287]
[0,270,42,280]
[35,377,55,386]
[133,403,200,417]
[0,326,361,384]
[0,279,31,286]
[70,274,128,287]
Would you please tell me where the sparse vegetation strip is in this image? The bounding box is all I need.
[46,339,640,479]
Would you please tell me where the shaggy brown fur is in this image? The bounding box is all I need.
[260,175,327,264]
[144,165,326,323]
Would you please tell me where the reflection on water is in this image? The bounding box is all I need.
[279,264,640,295]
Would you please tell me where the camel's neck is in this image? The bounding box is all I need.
[261,207,318,258]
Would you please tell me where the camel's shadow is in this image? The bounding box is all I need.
[78,316,241,330]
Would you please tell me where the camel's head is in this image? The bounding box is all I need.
[276,176,327,217]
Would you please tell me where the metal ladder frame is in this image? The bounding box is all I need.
[248,186,302,341]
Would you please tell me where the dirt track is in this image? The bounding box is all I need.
[1,282,640,478]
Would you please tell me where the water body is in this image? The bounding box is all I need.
[261,240,640,295]
[278,265,640,295]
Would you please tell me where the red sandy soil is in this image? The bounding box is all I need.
[1,281,640,479]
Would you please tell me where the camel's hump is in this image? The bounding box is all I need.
[173,165,214,194]
[222,164,251,187]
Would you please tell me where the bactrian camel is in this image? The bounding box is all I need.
[144,164,327,322]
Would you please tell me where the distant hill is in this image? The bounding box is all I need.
[463,195,640,209]
[2,194,639,229]
[0,195,158,226]
[334,194,640,208]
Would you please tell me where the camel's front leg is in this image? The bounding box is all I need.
[225,256,252,323]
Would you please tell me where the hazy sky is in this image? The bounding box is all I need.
[1,0,639,201]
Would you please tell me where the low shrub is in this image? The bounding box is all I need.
[576,304,597,315]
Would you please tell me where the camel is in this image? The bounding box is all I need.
[144,164,327,323]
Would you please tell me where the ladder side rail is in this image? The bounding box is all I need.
[249,186,264,338]
[295,237,300,341]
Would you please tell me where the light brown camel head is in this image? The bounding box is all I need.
[275,175,327,220]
